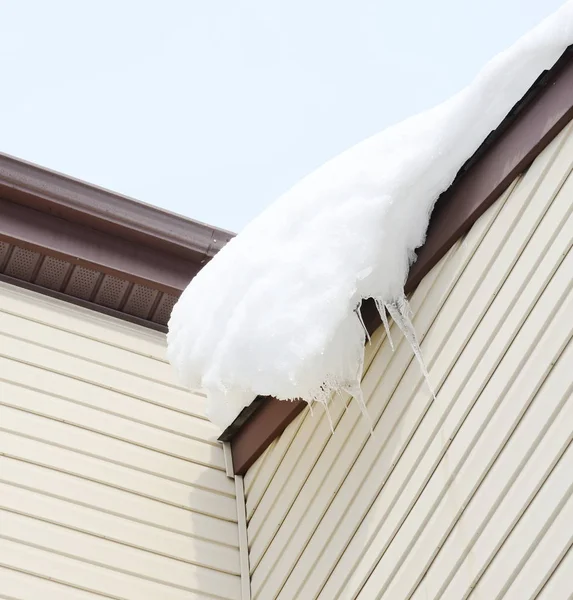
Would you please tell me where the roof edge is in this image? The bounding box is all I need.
[0,151,234,263]
[226,46,573,475]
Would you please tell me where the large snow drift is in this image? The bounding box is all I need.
[168,2,573,430]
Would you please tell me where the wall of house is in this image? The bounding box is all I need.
[244,120,573,600]
[0,282,242,600]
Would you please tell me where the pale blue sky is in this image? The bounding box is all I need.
[0,0,565,231]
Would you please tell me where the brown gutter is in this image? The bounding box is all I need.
[0,150,235,328]
[227,46,573,475]
[0,152,234,264]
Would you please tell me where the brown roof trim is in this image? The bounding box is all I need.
[0,152,234,263]
[226,46,573,475]
[407,48,573,293]
[1,199,199,295]
[0,151,235,327]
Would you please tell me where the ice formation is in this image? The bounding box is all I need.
[168,2,573,430]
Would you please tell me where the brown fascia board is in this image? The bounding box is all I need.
[227,46,573,475]
[0,198,198,295]
[407,48,573,293]
[0,152,234,265]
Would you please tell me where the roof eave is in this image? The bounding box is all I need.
[224,45,573,475]
[0,151,234,263]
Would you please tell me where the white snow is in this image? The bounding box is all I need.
[168,1,573,430]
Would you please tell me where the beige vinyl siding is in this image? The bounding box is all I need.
[0,282,241,600]
[245,120,573,600]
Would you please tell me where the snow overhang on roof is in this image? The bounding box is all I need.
[2,46,573,476]
[225,46,573,475]
[167,3,573,442]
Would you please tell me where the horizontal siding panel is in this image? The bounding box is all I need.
[0,538,225,600]
[0,355,218,443]
[0,510,240,599]
[246,121,573,600]
[0,380,224,469]
[0,566,107,600]
[0,454,238,546]
[0,281,168,360]
[0,332,211,423]
[0,406,233,501]
[0,307,178,387]
[0,482,240,575]
[0,282,242,599]
[0,428,236,521]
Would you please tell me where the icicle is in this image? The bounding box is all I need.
[385,296,437,400]
[307,398,315,416]
[324,400,335,433]
[342,344,374,433]
[374,298,394,351]
[336,389,350,412]
[356,304,371,345]
[345,382,373,434]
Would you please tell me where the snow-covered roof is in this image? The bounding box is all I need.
[167,1,573,432]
